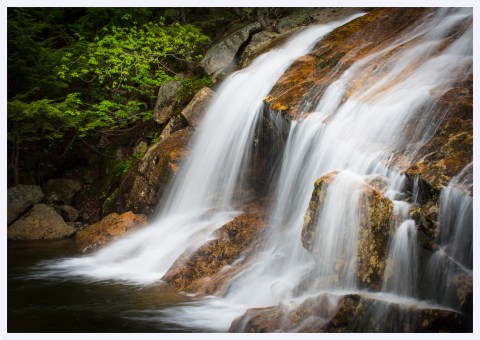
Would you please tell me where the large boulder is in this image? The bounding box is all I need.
[109,128,193,215]
[75,211,147,253]
[229,293,471,332]
[302,171,393,291]
[163,210,266,295]
[153,76,184,125]
[180,87,215,129]
[44,178,82,205]
[7,203,75,240]
[200,22,261,80]
[7,184,44,224]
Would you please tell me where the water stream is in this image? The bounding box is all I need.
[21,8,473,332]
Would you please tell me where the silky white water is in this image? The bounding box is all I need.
[40,8,472,331]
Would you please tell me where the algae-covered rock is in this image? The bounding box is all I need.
[111,128,193,215]
[75,211,147,253]
[265,8,432,119]
[8,204,75,240]
[163,210,265,295]
[302,171,393,291]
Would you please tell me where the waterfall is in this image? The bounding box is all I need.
[40,8,472,332]
[421,162,472,310]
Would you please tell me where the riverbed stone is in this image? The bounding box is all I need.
[229,293,471,332]
[75,211,147,253]
[8,203,75,240]
[163,210,266,295]
[7,184,44,224]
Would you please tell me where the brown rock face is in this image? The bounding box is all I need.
[75,211,147,253]
[301,171,393,291]
[404,76,473,193]
[112,128,193,215]
[265,8,432,119]
[180,87,215,129]
[8,204,76,240]
[230,293,471,332]
[163,210,266,295]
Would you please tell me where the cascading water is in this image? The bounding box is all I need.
[38,8,472,332]
[422,162,473,310]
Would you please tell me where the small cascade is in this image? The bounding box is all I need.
[37,8,472,332]
[421,162,472,310]
[382,220,419,298]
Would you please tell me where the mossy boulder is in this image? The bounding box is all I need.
[404,76,472,193]
[75,211,147,253]
[302,171,393,291]
[163,210,266,295]
[110,128,193,216]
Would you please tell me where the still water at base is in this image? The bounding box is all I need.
[8,239,202,333]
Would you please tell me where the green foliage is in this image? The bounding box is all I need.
[55,16,209,137]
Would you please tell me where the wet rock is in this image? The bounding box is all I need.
[404,76,472,193]
[240,8,365,69]
[452,274,473,316]
[302,171,393,291]
[163,210,266,295]
[409,201,439,250]
[230,293,471,332]
[180,87,215,129]
[265,8,432,119]
[8,204,75,240]
[44,178,82,205]
[153,76,184,125]
[7,184,44,224]
[200,22,261,80]
[111,128,193,215]
[75,211,147,253]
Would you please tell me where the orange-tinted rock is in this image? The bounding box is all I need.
[163,210,266,295]
[404,76,472,193]
[75,211,147,253]
[8,204,75,240]
[302,172,393,291]
[266,8,432,119]
[110,128,193,215]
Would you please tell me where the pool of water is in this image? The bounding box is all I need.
[7,239,201,333]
